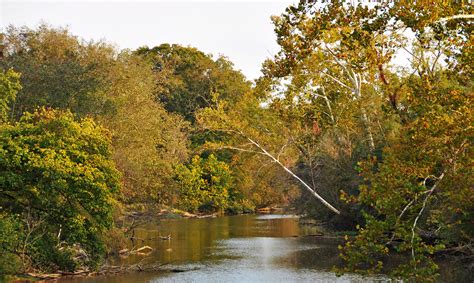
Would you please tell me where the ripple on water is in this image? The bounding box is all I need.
[255,214,299,220]
[153,236,390,283]
[58,215,396,283]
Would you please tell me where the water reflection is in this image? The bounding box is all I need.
[112,214,308,267]
[60,215,467,283]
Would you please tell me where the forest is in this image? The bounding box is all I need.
[0,1,472,282]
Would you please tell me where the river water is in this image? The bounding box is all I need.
[61,214,469,283]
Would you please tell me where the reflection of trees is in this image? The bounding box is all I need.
[273,237,344,271]
[117,216,314,265]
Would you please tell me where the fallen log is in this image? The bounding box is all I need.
[27,273,62,279]
[134,245,153,253]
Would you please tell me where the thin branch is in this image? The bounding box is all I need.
[320,87,336,125]
[430,41,443,74]
[255,160,277,176]
[321,72,353,91]
[411,172,445,264]
[276,142,289,160]
[401,45,422,64]
[323,44,355,85]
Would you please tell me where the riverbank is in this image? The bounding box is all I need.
[123,206,289,220]
[11,262,203,282]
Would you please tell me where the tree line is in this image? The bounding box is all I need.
[0,23,296,277]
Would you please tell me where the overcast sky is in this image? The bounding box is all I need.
[1,0,297,80]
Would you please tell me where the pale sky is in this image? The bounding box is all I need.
[1,0,297,80]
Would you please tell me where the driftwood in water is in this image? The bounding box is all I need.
[119,245,154,257]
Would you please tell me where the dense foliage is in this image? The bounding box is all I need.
[341,72,472,280]
[0,69,21,122]
[2,26,117,118]
[174,154,234,213]
[135,44,251,123]
[0,108,120,274]
[1,26,190,204]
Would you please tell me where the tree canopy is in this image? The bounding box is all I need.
[135,44,251,122]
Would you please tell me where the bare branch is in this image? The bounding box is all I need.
[437,14,474,22]
[411,172,445,264]
[321,72,353,91]
[255,160,277,176]
[430,41,443,74]
[276,142,289,160]
[320,88,336,120]
[244,135,341,215]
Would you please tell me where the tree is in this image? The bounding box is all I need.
[248,0,472,279]
[196,91,341,214]
[98,51,190,204]
[174,154,233,213]
[1,24,118,119]
[135,44,251,123]
[0,108,120,273]
[254,0,401,224]
[259,0,472,280]
[0,69,21,122]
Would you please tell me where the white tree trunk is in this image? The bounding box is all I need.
[244,136,341,215]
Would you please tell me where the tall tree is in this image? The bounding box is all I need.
[135,44,251,123]
[1,25,117,118]
[101,52,189,203]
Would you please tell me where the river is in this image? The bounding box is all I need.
[60,214,469,283]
